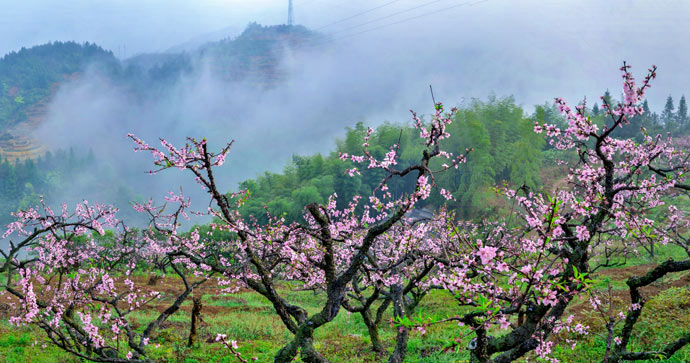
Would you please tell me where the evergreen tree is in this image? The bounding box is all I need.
[661,95,676,129]
[5,163,18,200]
[641,100,659,127]
[592,102,600,115]
[0,159,9,196]
[602,90,613,108]
[677,95,688,131]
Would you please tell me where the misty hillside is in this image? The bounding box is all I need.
[0,23,323,132]
[0,41,116,128]
[198,23,324,83]
[0,22,328,227]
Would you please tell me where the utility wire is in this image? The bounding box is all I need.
[328,0,488,42]
[329,0,447,35]
[299,0,360,12]
[315,0,405,30]
[285,0,488,51]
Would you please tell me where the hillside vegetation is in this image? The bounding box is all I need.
[0,23,323,130]
[234,94,690,225]
[0,41,116,128]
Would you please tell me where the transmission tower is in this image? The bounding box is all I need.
[288,0,294,25]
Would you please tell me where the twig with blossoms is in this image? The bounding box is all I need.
[215,334,257,362]
[338,102,470,201]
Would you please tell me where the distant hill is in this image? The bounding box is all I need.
[122,23,324,87]
[0,41,117,129]
[0,23,324,160]
[164,25,241,53]
[198,23,324,84]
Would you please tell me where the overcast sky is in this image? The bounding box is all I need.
[3,0,688,108]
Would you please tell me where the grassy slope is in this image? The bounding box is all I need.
[1,245,689,363]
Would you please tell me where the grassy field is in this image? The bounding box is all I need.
[1,245,689,363]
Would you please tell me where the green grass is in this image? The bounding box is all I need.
[549,287,690,363]
[0,321,75,363]
[1,253,689,363]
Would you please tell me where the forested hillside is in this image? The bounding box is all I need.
[0,23,324,226]
[1,30,689,230]
[0,41,116,128]
[0,148,95,223]
[0,23,322,131]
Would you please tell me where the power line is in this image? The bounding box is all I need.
[315,0,405,30]
[299,0,357,11]
[329,0,488,42]
[329,0,447,35]
[283,0,488,51]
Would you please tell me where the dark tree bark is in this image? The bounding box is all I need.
[388,283,409,363]
[187,296,203,347]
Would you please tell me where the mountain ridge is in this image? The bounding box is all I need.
[0,23,324,162]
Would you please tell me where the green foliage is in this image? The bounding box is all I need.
[0,41,117,128]
[0,148,96,226]
[235,96,546,222]
[0,24,323,130]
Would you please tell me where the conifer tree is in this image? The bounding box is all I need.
[677,95,688,131]
[602,89,613,106]
[661,95,676,129]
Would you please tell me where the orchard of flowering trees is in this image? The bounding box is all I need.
[2,63,690,363]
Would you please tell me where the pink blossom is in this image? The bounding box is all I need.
[576,225,590,241]
[477,246,498,265]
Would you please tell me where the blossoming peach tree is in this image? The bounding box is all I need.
[401,63,690,363]
[126,102,468,363]
[340,209,451,362]
[2,63,690,363]
[0,191,222,361]
[1,102,467,362]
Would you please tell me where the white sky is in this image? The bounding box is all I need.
[2,0,688,113]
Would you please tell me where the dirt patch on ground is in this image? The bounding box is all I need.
[0,302,11,320]
[566,264,690,323]
[146,301,267,317]
[0,274,240,317]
